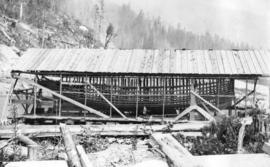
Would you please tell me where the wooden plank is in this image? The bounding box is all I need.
[151,133,192,167]
[12,99,33,105]
[16,77,109,118]
[0,122,210,138]
[76,145,93,167]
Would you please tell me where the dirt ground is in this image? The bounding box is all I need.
[1,136,165,166]
[87,138,165,167]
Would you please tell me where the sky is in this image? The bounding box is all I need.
[108,0,270,48]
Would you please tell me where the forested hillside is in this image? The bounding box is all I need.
[58,0,251,49]
[0,0,102,50]
[0,0,251,50]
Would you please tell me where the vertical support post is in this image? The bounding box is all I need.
[162,77,166,121]
[110,77,113,118]
[190,79,196,106]
[84,75,88,119]
[19,3,23,21]
[234,96,237,116]
[136,77,139,119]
[245,79,248,116]
[253,78,257,104]
[59,74,62,117]
[215,78,220,116]
[25,89,29,114]
[217,78,220,108]
[33,77,37,116]
[190,79,196,120]
[84,84,87,106]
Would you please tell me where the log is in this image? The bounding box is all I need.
[262,142,270,155]
[0,122,210,138]
[17,135,39,160]
[237,117,252,153]
[151,133,192,167]
[0,27,14,42]
[76,145,93,167]
[60,123,81,167]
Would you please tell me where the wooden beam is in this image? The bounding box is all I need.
[59,74,62,117]
[245,80,248,115]
[0,122,210,138]
[16,77,109,118]
[174,105,215,123]
[13,94,28,112]
[232,90,255,108]
[200,102,210,113]
[151,133,192,167]
[136,78,139,119]
[253,79,257,104]
[60,123,82,167]
[162,77,166,121]
[263,142,270,155]
[12,99,33,105]
[191,91,222,114]
[76,145,93,167]
[87,82,127,119]
[17,135,39,160]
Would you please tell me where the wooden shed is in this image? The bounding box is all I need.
[10,49,270,123]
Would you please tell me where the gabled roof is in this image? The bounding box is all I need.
[13,49,270,77]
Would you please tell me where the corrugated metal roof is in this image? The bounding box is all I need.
[13,49,270,76]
